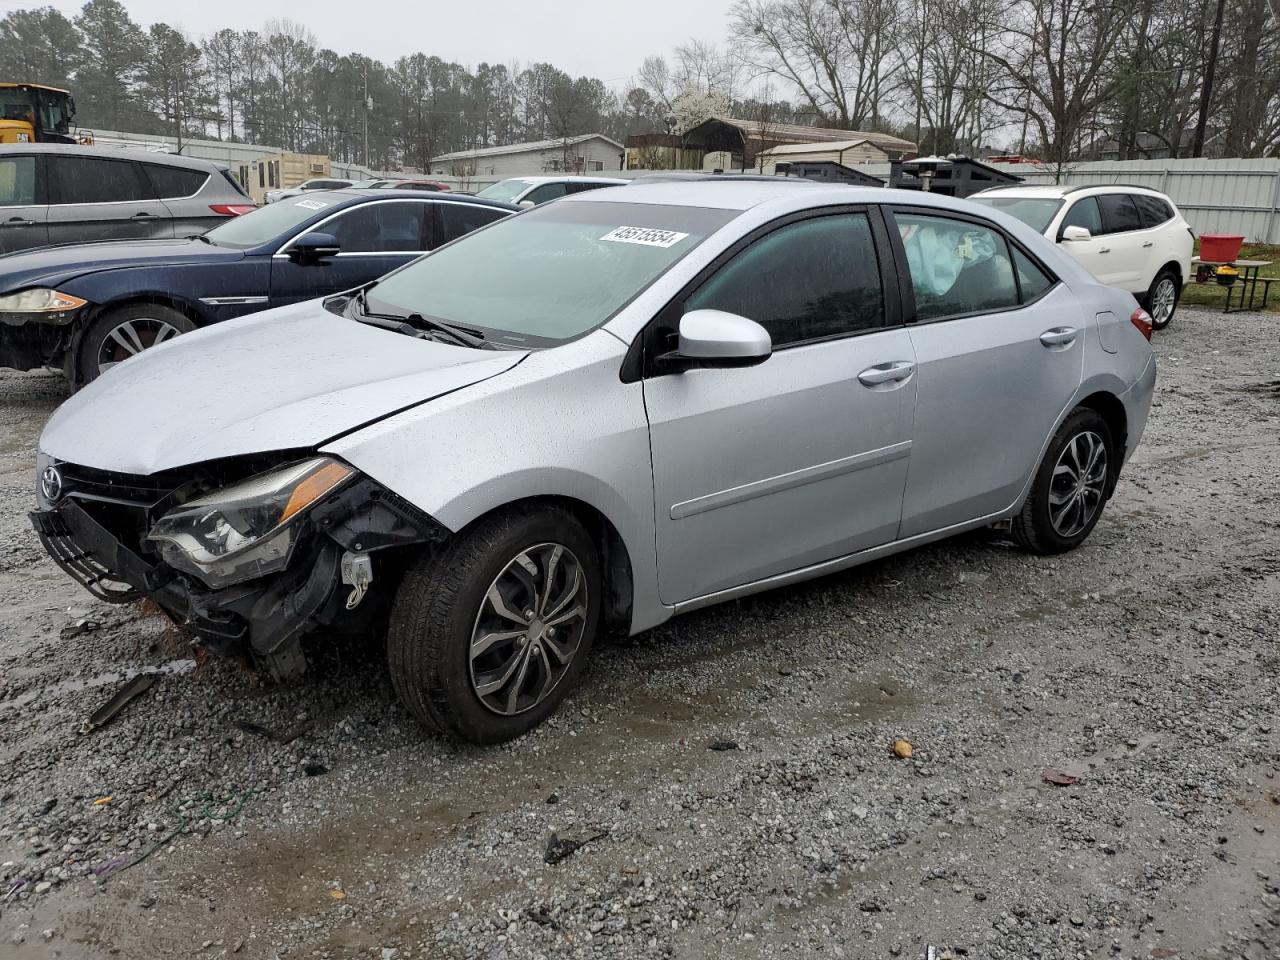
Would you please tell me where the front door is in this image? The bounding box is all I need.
[45,154,173,245]
[890,209,1084,537]
[643,209,916,605]
[0,153,48,253]
[269,199,433,307]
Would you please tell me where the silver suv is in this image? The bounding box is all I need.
[0,144,254,254]
[32,181,1157,744]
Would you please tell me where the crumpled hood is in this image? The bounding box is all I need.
[0,239,244,292]
[40,301,527,475]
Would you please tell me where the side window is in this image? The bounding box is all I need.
[1133,194,1172,228]
[523,183,569,204]
[436,203,506,246]
[685,212,884,347]
[142,164,208,199]
[1060,196,1102,236]
[0,155,36,206]
[326,202,428,253]
[1012,247,1053,302]
[567,181,609,194]
[48,156,152,204]
[1097,194,1142,234]
[895,212,1019,321]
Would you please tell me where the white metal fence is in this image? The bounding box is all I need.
[80,128,1280,243]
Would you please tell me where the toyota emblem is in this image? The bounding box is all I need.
[40,465,63,504]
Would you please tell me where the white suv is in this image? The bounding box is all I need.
[971,185,1193,329]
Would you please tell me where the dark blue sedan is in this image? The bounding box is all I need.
[0,189,516,384]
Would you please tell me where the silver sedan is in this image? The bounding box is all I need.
[32,180,1156,744]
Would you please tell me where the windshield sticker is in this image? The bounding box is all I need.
[296,199,330,210]
[600,226,689,248]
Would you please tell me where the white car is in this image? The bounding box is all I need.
[264,177,355,204]
[476,175,629,207]
[971,185,1193,329]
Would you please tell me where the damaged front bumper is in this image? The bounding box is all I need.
[31,469,448,677]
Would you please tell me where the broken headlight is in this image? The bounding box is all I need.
[148,457,355,589]
[0,288,88,324]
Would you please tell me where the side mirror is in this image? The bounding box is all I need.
[1060,225,1092,242]
[660,309,772,372]
[518,199,536,209]
[288,232,340,263]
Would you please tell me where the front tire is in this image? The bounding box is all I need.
[1145,269,1180,330]
[387,506,601,744]
[78,303,195,384]
[1012,408,1114,555]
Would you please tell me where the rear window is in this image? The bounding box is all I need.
[1133,194,1173,227]
[477,179,534,203]
[437,203,508,245]
[143,163,208,199]
[48,156,152,204]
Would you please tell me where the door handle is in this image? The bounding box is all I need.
[2,217,34,227]
[857,361,915,386]
[1098,246,1111,254]
[130,211,157,219]
[1142,241,1153,248]
[1039,327,1079,348]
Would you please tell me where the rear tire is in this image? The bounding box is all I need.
[387,506,601,744]
[1145,268,1180,330]
[78,303,195,384]
[1012,408,1114,555]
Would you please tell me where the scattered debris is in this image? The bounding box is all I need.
[80,674,157,735]
[328,889,346,901]
[708,739,740,752]
[60,618,100,640]
[233,717,315,745]
[1151,949,1179,958]
[545,792,560,804]
[302,762,328,777]
[1042,768,1080,787]
[93,796,112,806]
[544,829,608,865]
[893,739,913,759]
[926,947,955,960]
[777,666,794,676]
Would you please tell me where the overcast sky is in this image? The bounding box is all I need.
[42,0,736,86]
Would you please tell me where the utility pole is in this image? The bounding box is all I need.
[363,66,371,170]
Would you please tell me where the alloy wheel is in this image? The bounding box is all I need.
[1151,277,1176,326]
[97,317,183,374]
[469,542,588,716]
[1049,430,1108,537]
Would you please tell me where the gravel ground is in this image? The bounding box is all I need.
[1,306,1278,959]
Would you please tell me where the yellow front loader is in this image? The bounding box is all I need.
[0,83,80,144]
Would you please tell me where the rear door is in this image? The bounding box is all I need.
[643,207,916,604]
[0,152,48,253]
[45,154,173,245]
[890,208,1083,537]
[269,198,433,306]
[1094,193,1147,292]
[141,161,216,237]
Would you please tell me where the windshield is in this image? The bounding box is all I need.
[204,193,342,248]
[477,179,535,203]
[968,195,1063,234]
[365,200,736,346]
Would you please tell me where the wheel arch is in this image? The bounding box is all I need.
[70,294,208,387]
[1076,390,1127,496]
[452,494,635,636]
[1155,261,1184,289]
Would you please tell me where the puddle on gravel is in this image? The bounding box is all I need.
[0,658,197,712]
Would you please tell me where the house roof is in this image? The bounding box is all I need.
[430,133,625,163]
[760,139,883,157]
[702,117,916,153]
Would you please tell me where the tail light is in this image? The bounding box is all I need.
[209,203,256,216]
[1130,307,1153,341]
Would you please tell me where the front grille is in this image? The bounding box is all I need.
[31,508,142,603]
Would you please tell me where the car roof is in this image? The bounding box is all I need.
[562,178,862,211]
[323,188,519,210]
[499,175,630,185]
[0,143,224,171]
[973,183,1171,199]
